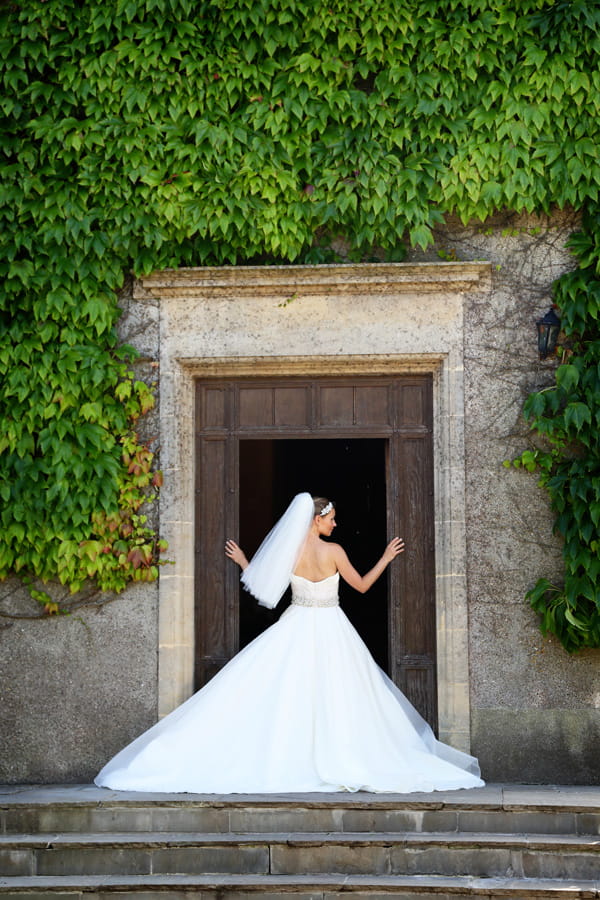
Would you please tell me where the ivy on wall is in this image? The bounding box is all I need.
[512,204,600,652]
[1,0,600,627]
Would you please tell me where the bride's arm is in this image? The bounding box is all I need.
[331,538,404,594]
[225,539,249,570]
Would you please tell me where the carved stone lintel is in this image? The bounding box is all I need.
[134,261,491,300]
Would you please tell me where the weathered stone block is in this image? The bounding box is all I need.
[339,809,458,834]
[36,847,152,876]
[577,813,600,835]
[228,807,339,833]
[521,849,600,880]
[151,845,269,875]
[0,849,34,876]
[149,807,231,833]
[391,845,514,877]
[472,708,600,785]
[270,842,390,876]
[456,809,577,834]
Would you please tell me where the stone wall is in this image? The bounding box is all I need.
[0,584,158,782]
[1,209,599,784]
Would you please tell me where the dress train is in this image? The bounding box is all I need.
[95,573,483,793]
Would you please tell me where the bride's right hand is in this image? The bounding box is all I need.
[225,539,249,570]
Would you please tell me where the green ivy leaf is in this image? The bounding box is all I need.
[555,364,580,391]
[564,402,592,432]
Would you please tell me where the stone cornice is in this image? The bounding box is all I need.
[176,353,445,377]
[134,261,491,300]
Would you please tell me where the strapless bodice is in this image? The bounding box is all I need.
[290,572,339,608]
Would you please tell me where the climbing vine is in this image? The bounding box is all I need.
[2,0,600,621]
[511,204,600,652]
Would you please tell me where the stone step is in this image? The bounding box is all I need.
[2,785,600,836]
[1,831,599,879]
[1,872,599,899]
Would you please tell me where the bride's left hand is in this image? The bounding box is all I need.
[383,537,405,563]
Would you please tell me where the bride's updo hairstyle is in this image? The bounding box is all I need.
[313,496,334,517]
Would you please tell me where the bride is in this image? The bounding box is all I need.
[95,493,484,793]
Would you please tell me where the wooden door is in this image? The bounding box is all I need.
[195,376,437,728]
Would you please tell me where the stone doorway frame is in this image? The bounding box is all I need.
[134,261,491,754]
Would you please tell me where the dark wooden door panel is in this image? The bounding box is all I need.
[355,385,391,426]
[195,374,437,728]
[398,381,431,429]
[274,387,310,427]
[318,385,355,426]
[399,439,435,654]
[195,437,231,686]
[392,379,437,726]
[238,387,273,428]
[399,658,436,727]
[201,385,228,430]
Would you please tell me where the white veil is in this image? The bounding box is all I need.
[241,492,314,609]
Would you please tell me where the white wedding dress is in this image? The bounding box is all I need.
[95,573,483,793]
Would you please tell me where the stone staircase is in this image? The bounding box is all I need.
[0,784,599,898]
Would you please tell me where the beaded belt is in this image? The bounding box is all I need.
[291,596,339,608]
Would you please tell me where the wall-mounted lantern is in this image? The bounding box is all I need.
[536,307,561,360]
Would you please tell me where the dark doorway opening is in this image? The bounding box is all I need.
[239,438,388,671]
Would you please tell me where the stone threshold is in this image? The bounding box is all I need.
[1,872,599,894]
[2,831,599,849]
[1,784,599,810]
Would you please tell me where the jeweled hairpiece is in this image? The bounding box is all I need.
[319,501,334,516]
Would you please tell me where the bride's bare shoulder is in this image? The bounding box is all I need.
[328,542,348,558]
